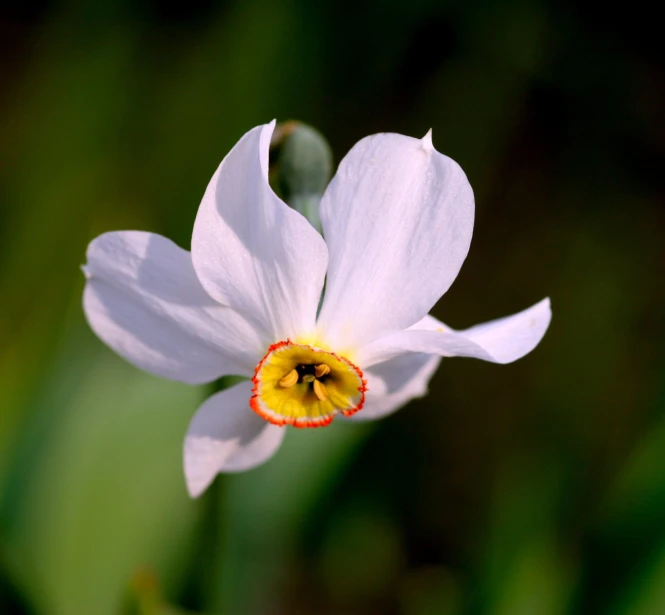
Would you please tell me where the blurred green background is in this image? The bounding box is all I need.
[1,1,664,614]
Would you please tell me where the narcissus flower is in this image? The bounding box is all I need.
[82,121,551,497]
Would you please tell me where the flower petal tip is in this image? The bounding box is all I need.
[421,129,434,153]
[537,296,552,321]
[183,436,215,499]
[185,479,205,499]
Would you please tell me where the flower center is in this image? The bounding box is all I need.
[250,340,367,428]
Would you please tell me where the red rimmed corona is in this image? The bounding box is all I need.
[251,340,367,428]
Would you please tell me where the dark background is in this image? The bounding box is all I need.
[1,1,664,613]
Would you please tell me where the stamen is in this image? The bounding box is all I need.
[279,369,299,388]
[303,374,316,383]
[314,364,331,378]
[313,379,328,401]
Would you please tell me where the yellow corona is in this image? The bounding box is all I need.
[251,340,367,427]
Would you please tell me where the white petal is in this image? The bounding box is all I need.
[317,131,474,349]
[347,352,441,422]
[407,313,452,332]
[191,121,328,342]
[359,298,551,366]
[184,381,285,497]
[83,231,265,384]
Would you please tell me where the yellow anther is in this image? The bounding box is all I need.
[278,369,299,388]
[314,364,331,378]
[313,379,328,401]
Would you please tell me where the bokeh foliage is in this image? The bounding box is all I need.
[1,0,664,613]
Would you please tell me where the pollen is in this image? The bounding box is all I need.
[313,379,328,401]
[315,364,331,378]
[278,369,299,388]
[251,340,367,428]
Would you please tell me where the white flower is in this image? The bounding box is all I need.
[82,121,551,497]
